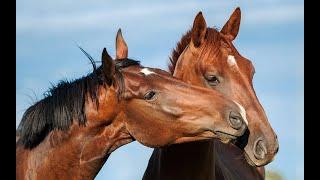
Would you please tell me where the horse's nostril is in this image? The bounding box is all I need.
[229,111,243,130]
[253,138,267,160]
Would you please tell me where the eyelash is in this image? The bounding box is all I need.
[205,75,220,86]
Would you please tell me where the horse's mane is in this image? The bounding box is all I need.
[168,27,221,74]
[168,30,192,74]
[17,49,140,149]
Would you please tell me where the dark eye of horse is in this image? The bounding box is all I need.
[144,90,157,101]
[205,75,220,86]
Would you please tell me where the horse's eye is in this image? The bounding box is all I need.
[205,75,220,86]
[144,90,157,101]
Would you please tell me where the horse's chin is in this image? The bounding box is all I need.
[227,142,262,167]
[229,131,260,167]
[244,152,257,167]
[172,130,216,144]
[243,150,275,167]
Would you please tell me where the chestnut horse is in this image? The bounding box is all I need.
[144,8,279,180]
[16,30,248,180]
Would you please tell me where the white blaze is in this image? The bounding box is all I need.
[227,55,238,68]
[140,68,155,75]
[233,101,248,126]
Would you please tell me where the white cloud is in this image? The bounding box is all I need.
[16,1,206,32]
[16,1,303,33]
[245,4,303,25]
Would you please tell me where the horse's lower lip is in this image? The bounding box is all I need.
[215,131,238,140]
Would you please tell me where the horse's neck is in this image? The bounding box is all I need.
[143,140,264,180]
[78,115,132,178]
[16,87,133,180]
[16,125,88,179]
[143,140,216,180]
[17,117,132,180]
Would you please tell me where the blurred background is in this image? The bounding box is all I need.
[16,0,304,179]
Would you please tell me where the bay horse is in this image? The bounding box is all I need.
[143,8,279,180]
[16,30,248,180]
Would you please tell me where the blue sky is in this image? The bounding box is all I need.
[16,0,304,179]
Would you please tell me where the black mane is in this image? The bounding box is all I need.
[17,50,140,149]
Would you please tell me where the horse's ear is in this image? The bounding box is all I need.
[191,12,207,48]
[221,7,241,41]
[116,29,128,59]
[102,48,115,85]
